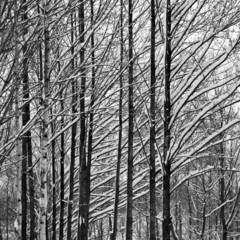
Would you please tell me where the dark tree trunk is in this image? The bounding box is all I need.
[21,1,28,239]
[126,0,134,239]
[149,0,156,238]
[28,133,35,240]
[162,163,171,240]
[200,179,206,240]
[219,136,227,240]
[0,221,2,240]
[59,103,65,240]
[162,0,172,240]
[200,202,206,240]
[59,60,65,240]
[51,116,56,240]
[77,0,88,238]
[110,1,123,240]
[187,182,192,240]
[6,187,9,240]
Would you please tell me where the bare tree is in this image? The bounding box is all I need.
[39,0,50,239]
[110,1,123,239]
[126,0,134,239]
[149,0,157,238]
[162,0,172,239]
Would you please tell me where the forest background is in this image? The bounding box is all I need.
[1,0,240,240]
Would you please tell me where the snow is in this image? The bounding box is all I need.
[172,119,240,171]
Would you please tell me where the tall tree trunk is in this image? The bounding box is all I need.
[187,182,192,240]
[21,1,28,239]
[58,40,65,240]
[110,1,123,240]
[178,202,182,240]
[126,0,134,238]
[15,56,21,240]
[77,0,88,238]
[66,10,77,240]
[39,0,50,239]
[149,0,156,238]
[22,8,35,237]
[59,90,65,240]
[28,126,35,240]
[51,113,56,240]
[200,201,206,240]
[200,179,206,240]
[6,182,9,240]
[162,0,172,240]
[79,0,96,236]
[0,221,3,240]
[219,134,227,240]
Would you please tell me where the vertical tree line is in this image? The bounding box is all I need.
[162,0,172,239]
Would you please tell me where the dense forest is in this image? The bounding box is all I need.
[1,0,240,239]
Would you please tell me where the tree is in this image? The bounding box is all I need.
[110,1,123,239]
[162,0,172,239]
[77,0,88,238]
[66,7,77,240]
[149,0,157,238]
[126,0,134,239]
[39,0,50,238]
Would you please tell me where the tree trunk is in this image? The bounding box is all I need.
[77,0,88,238]
[66,10,77,240]
[0,221,3,240]
[6,183,9,240]
[178,203,182,240]
[200,179,206,240]
[187,182,192,240]
[21,1,28,239]
[28,124,35,240]
[126,0,134,239]
[110,1,123,240]
[200,202,206,240]
[59,61,65,240]
[149,0,156,238]
[162,0,172,240]
[219,137,227,240]
[39,0,50,239]
[51,115,56,240]
[28,131,35,240]
[15,68,21,240]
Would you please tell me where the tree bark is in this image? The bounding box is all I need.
[15,55,21,240]
[51,114,56,240]
[0,221,2,240]
[187,182,192,240]
[149,0,156,238]
[21,1,28,239]
[110,2,123,240]
[77,0,88,238]
[66,10,77,240]
[219,136,227,240]
[39,0,50,239]
[58,59,65,240]
[162,0,172,240]
[126,0,134,239]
